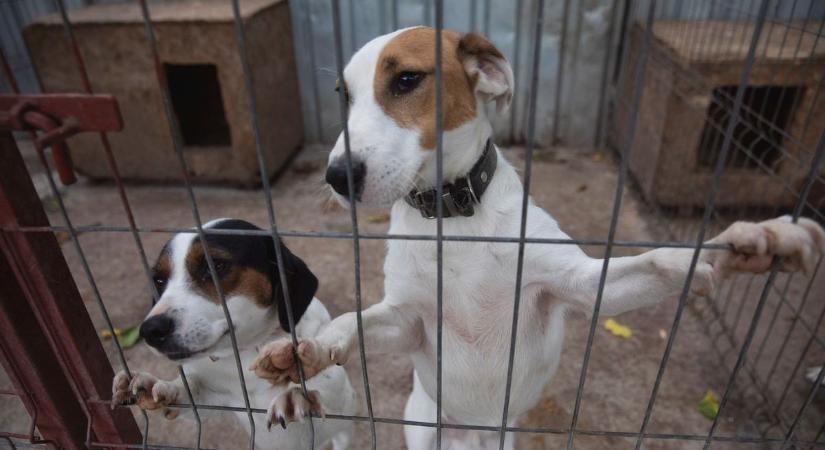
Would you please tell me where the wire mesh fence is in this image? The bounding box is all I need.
[0,0,824,449]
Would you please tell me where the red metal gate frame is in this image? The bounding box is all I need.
[0,95,141,449]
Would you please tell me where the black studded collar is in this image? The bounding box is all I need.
[404,139,497,219]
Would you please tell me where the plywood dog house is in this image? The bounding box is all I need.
[613,21,825,208]
[24,0,302,186]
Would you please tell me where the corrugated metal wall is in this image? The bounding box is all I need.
[3,0,823,148]
[1,0,122,93]
[289,0,620,147]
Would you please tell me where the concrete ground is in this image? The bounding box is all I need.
[2,143,823,449]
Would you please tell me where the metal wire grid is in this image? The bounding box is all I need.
[287,0,621,148]
[0,0,823,449]
[609,0,825,447]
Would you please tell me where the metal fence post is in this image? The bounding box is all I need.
[0,131,142,449]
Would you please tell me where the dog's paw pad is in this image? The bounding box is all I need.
[265,388,324,431]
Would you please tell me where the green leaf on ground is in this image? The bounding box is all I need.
[117,325,141,349]
[698,390,719,420]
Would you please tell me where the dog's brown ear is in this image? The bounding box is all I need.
[269,241,318,333]
[458,33,514,114]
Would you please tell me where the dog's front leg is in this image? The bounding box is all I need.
[539,216,824,317]
[251,301,422,384]
[112,370,194,420]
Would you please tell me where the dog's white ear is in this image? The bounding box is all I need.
[458,33,514,114]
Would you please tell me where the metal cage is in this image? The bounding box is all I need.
[1,0,824,449]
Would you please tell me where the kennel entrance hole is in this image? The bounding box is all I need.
[697,85,803,170]
[164,63,231,147]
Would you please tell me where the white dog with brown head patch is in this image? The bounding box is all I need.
[111,219,357,450]
[251,28,825,449]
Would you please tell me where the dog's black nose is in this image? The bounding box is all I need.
[140,315,175,348]
[325,157,365,199]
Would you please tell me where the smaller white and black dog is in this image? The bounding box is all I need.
[112,219,356,450]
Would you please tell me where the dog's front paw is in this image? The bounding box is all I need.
[265,387,324,431]
[112,371,180,419]
[112,370,132,408]
[710,216,825,276]
[251,339,300,385]
[251,338,342,385]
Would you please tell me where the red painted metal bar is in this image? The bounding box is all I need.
[0,94,123,185]
[0,125,140,448]
[0,94,123,132]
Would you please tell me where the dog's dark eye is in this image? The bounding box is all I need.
[200,259,231,282]
[151,274,167,298]
[390,72,425,96]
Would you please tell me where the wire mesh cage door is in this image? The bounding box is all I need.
[0,0,824,449]
[610,0,825,448]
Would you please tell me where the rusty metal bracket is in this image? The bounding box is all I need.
[0,94,123,185]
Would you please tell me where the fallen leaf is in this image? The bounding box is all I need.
[576,184,587,193]
[604,318,632,338]
[42,196,60,213]
[698,390,719,420]
[100,328,123,339]
[101,325,141,349]
[117,325,142,349]
[367,213,390,224]
[55,231,71,244]
[591,152,604,162]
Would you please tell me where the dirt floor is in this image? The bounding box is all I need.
[2,142,824,449]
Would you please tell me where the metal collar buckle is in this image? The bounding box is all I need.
[404,139,494,219]
[410,191,434,219]
[411,185,475,219]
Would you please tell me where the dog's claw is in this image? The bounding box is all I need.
[709,216,825,278]
[112,371,134,410]
[265,387,325,430]
[111,370,178,415]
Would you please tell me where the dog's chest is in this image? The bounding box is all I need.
[397,240,566,421]
[389,239,552,347]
